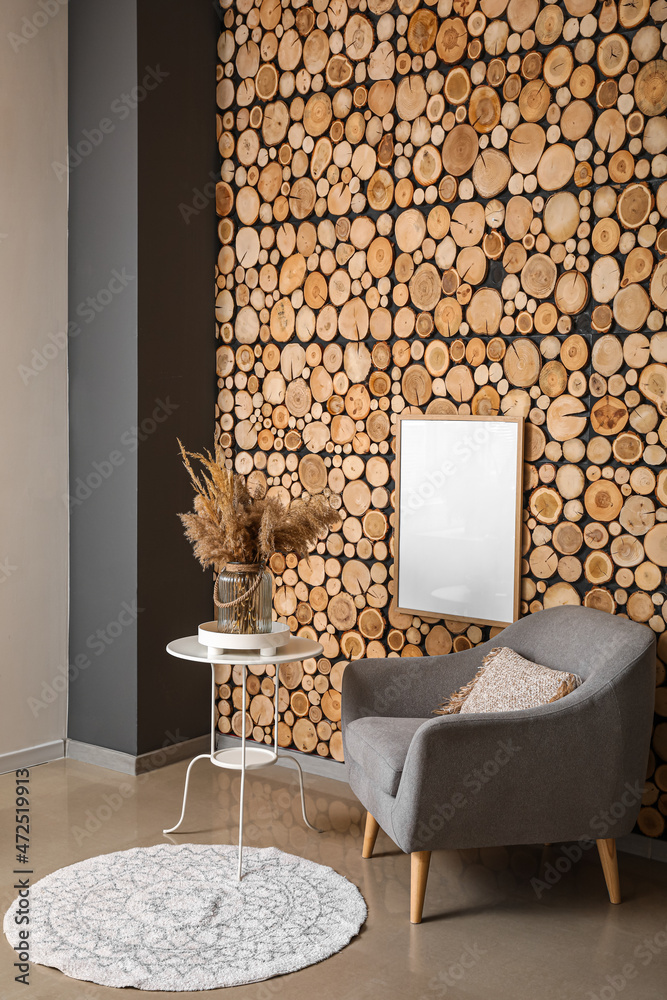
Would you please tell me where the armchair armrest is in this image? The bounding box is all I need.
[390,688,633,853]
[342,643,491,728]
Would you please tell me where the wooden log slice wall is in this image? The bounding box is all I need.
[216,0,667,839]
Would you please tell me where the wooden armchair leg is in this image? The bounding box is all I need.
[596,838,621,904]
[410,851,431,924]
[362,812,380,859]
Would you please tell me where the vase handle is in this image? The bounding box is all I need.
[212,562,267,609]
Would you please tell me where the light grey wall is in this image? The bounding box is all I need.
[0,0,68,765]
[68,0,139,753]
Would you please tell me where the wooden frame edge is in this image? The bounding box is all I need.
[394,413,525,629]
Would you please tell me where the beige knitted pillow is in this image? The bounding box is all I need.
[436,647,581,716]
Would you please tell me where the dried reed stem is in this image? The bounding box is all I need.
[177,440,339,571]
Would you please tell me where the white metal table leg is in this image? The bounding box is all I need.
[273,661,280,758]
[209,662,216,756]
[163,664,217,836]
[278,753,323,833]
[238,663,247,881]
[162,753,211,834]
[164,651,322,848]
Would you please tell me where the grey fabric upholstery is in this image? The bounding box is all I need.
[344,717,429,796]
[342,606,655,854]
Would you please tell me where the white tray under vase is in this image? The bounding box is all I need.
[198,621,291,658]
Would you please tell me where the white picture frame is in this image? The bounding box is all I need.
[395,414,524,628]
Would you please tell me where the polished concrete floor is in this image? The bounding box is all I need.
[2,757,667,999]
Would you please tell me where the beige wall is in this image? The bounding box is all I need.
[0,0,68,763]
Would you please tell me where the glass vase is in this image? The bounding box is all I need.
[216,563,272,634]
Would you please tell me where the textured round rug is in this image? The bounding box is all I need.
[3,843,366,991]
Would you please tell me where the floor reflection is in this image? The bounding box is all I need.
[2,759,667,1000]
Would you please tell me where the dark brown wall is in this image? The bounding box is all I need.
[68,0,218,756]
[136,0,219,755]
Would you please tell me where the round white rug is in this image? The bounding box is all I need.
[3,843,366,991]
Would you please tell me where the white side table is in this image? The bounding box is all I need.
[163,634,323,879]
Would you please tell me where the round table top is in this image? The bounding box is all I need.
[166,635,323,665]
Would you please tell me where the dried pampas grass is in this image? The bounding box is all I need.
[177,441,339,571]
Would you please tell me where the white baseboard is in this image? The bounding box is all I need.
[0,739,65,774]
[617,832,667,863]
[66,735,210,776]
[214,733,347,782]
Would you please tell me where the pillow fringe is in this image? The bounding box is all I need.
[548,674,581,703]
[434,648,505,715]
[435,647,582,716]
[435,662,487,715]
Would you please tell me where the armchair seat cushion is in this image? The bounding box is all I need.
[344,716,428,797]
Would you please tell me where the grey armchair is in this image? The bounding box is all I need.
[342,606,655,922]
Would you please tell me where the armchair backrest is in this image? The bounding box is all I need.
[497,606,656,813]
[497,605,654,689]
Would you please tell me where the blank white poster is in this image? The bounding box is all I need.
[396,416,522,627]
